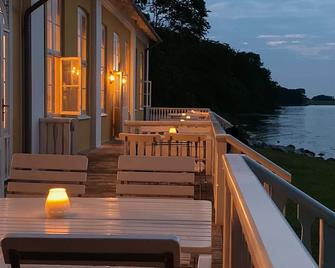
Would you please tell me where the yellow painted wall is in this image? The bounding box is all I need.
[101,116,110,143]
[77,119,91,151]
[102,7,130,141]
[63,0,91,152]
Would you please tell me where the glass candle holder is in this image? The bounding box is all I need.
[45,188,70,218]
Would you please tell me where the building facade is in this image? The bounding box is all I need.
[0,0,159,184]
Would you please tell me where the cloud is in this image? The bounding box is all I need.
[242,42,249,45]
[257,34,281,39]
[326,42,335,46]
[284,34,306,39]
[257,34,306,40]
[266,41,288,47]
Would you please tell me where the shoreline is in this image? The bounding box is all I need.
[228,125,335,162]
[248,139,335,162]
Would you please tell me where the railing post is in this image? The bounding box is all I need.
[215,135,227,225]
[319,219,335,268]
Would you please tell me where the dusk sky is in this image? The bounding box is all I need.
[206,0,335,97]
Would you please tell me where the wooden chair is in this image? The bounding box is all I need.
[1,233,181,268]
[6,153,88,197]
[116,155,195,198]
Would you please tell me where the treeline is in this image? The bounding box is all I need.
[136,0,309,114]
[149,30,309,113]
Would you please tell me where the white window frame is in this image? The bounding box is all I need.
[46,0,61,116]
[77,7,88,115]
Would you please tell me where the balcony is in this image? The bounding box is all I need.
[84,107,335,268]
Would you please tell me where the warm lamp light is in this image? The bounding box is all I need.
[109,73,115,83]
[169,127,177,134]
[181,113,186,116]
[186,115,191,119]
[122,77,127,84]
[45,188,70,218]
[180,119,185,122]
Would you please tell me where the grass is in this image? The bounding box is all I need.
[255,147,335,260]
[255,147,335,211]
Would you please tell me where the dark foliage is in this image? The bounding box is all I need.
[149,29,307,113]
[312,95,335,101]
[136,1,308,113]
[135,0,210,39]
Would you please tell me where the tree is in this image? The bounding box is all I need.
[135,0,210,39]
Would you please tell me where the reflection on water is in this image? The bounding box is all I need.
[237,105,335,158]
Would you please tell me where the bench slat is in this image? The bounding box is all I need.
[7,182,85,196]
[116,184,194,197]
[10,170,87,182]
[117,171,194,183]
[118,156,195,172]
[11,154,88,171]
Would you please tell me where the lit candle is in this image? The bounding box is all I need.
[122,77,127,84]
[186,115,191,119]
[181,113,186,116]
[169,127,177,134]
[45,188,70,218]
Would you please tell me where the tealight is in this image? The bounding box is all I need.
[169,127,177,134]
[45,188,70,218]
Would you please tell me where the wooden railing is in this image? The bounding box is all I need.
[245,157,335,268]
[124,107,335,267]
[222,154,317,268]
[147,107,210,121]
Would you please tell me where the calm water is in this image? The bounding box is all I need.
[237,105,335,159]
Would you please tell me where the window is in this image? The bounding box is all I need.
[77,8,88,115]
[60,58,81,115]
[101,25,106,113]
[46,0,61,115]
[113,32,120,71]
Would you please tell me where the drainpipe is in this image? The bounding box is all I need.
[23,0,49,153]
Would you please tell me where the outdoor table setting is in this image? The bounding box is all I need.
[0,196,212,267]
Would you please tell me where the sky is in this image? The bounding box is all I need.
[206,0,335,97]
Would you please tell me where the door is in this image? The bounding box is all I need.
[0,13,10,197]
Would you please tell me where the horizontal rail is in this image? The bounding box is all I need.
[222,154,317,268]
[217,134,292,182]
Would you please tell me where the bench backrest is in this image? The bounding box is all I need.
[1,233,180,268]
[117,156,195,198]
[7,153,88,197]
[119,133,161,156]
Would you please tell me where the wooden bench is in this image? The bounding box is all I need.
[116,156,195,198]
[7,153,88,197]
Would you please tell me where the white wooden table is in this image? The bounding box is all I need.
[0,197,211,266]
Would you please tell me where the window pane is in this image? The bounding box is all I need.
[81,88,86,114]
[55,25,61,53]
[81,15,87,38]
[47,1,52,22]
[56,0,61,25]
[81,67,87,113]
[47,21,53,49]
[62,87,79,112]
[81,37,87,61]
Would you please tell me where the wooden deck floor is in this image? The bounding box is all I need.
[85,141,222,267]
